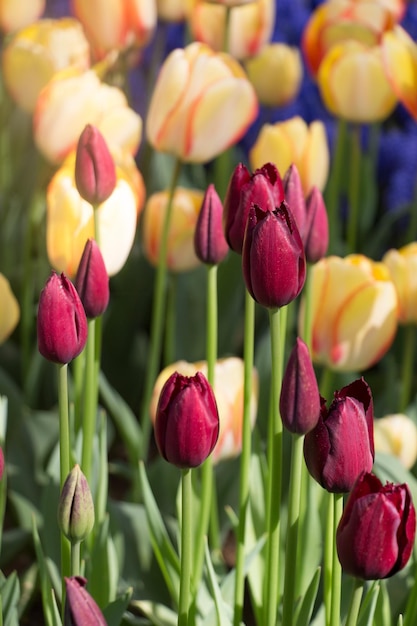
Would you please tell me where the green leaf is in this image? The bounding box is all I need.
[103,588,133,626]
[0,571,20,626]
[202,539,233,626]
[295,568,321,626]
[88,515,119,609]
[129,600,177,626]
[358,582,380,626]
[32,516,62,626]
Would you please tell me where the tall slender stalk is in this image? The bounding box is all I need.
[179,468,192,626]
[400,325,416,412]
[58,363,71,612]
[330,493,344,626]
[347,125,361,253]
[345,578,364,626]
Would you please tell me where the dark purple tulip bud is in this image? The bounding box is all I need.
[223,162,284,254]
[65,576,107,625]
[242,201,306,309]
[303,187,329,263]
[75,239,110,318]
[283,164,306,239]
[75,124,116,205]
[304,378,374,493]
[58,465,95,544]
[337,472,416,580]
[37,272,88,365]
[194,184,229,265]
[280,337,320,434]
[154,371,220,469]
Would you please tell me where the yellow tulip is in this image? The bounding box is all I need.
[374,414,417,469]
[245,43,303,107]
[0,0,45,33]
[301,254,398,372]
[46,150,145,277]
[0,274,20,344]
[318,39,397,122]
[149,358,258,464]
[381,25,417,120]
[142,187,203,272]
[146,42,258,162]
[2,18,90,113]
[72,0,156,60]
[34,68,142,164]
[156,0,188,21]
[383,242,417,324]
[249,116,329,195]
[188,0,274,60]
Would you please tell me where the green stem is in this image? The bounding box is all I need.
[302,264,314,351]
[400,325,416,412]
[140,158,182,462]
[324,493,334,626]
[347,125,362,253]
[164,274,177,366]
[345,578,364,626]
[403,555,417,626]
[263,307,285,626]
[282,434,305,626]
[179,469,192,626]
[330,493,344,626]
[324,119,347,254]
[71,541,81,577]
[233,291,255,626]
[81,318,97,485]
[58,363,71,612]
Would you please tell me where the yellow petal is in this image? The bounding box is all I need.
[382,25,417,119]
[0,274,20,344]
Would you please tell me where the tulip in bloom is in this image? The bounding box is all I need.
[374,414,417,470]
[301,254,398,372]
[75,239,110,319]
[242,201,306,309]
[336,472,416,579]
[72,0,157,60]
[37,272,88,365]
[0,0,45,33]
[2,18,90,113]
[245,43,303,107]
[34,69,142,164]
[250,117,330,195]
[0,274,20,344]
[223,162,284,254]
[381,25,417,119]
[65,576,106,625]
[154,371,220,468]
[146,42,258,163]
[194,184,229,265]
[58,465,95,544]
[383,242,417,324]
[75,124,116,206]
[150,358,258,464]
[46,150,145,277]
[280,338,320,435]
[142,187,203,272]
[304,378,374,493]
[188,0,275,60]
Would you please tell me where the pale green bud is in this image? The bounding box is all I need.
[58,464,95,543]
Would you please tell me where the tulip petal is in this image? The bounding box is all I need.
[0,274,20,344]
[382,26,417,119]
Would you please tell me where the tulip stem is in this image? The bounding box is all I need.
[263,306,285,626]
[139,158,182,463]
[81,318,98,486]
[233,290,255,626]
[282,433,304,626]
[345,578,364,626]
[330,493,344,626]
[71,541,81,577]
[347,124,361,253]
[57,363,71,612]
[400,324,416,412]
[179,468,192,626]
[302,264,314,351]
[324,493,334,626]
[325,119,347,254]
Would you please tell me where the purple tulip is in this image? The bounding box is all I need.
[337,472,416,580]
[242,201,306,309]
[154,371,220,468]
[75,124,116,205]
[194,184,229,265]
[64,576,106,625]
[280,337,320,434]
[303,187,329,263]
[75,239,110,319]
[37,272,88,364]
[304,378,374,493]
[283,163,307,239]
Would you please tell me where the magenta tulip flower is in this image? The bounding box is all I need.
[75,239,109,318]
[194,184,229,265]
[75,124,116,205]
[65,576,106,625]
[303,186,329,263]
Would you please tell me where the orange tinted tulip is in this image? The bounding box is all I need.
[383,243,417,324]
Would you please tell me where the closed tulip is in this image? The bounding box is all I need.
[304,378,374,493]
[142,187,203,272]
[382,25,417,120]
[2,18,90,113]
[146,42,258,163]
[188,0,275,60]
[72,0,157,60]
[0,0,45,33]
[34,68,142,164]
[301,255,398,372]
[47,150,145,277]
[250,117,330,195]
[154,371,220,468]
[0,274,20,344]
[242,201,306,309]
[303,187,329,263]
[283,163,307,239]
[65,576,106,625]
[194,184,229,265]
[374,414,417,469]
[383,242,417,324]
[75,239,110,319]
[336,472,416,579]
[75,124,116,206]
[58,465,95,544]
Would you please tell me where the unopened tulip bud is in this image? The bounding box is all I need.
[75,124,116,205]
[280,338,320,434]
[37,272,88,364]
[242,201,306,309]
[65,576,106,625]
[283,163,306,238]
[194,184,229,265]
[337,472,416,580]
[155,371,220,468]
[304,187,329,263]
[75,239,109,318]
[58,465,95,544]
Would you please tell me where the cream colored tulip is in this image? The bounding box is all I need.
[34,68,142,164]
[250,116,329,195]
[0,0,45,32]
[46,150,145,277]
[382,25,417,120]
[156,0,188,21]
[0,274,20,343]
[383,242,417,324]
[374,414,417,469]
[2,18,90,113]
